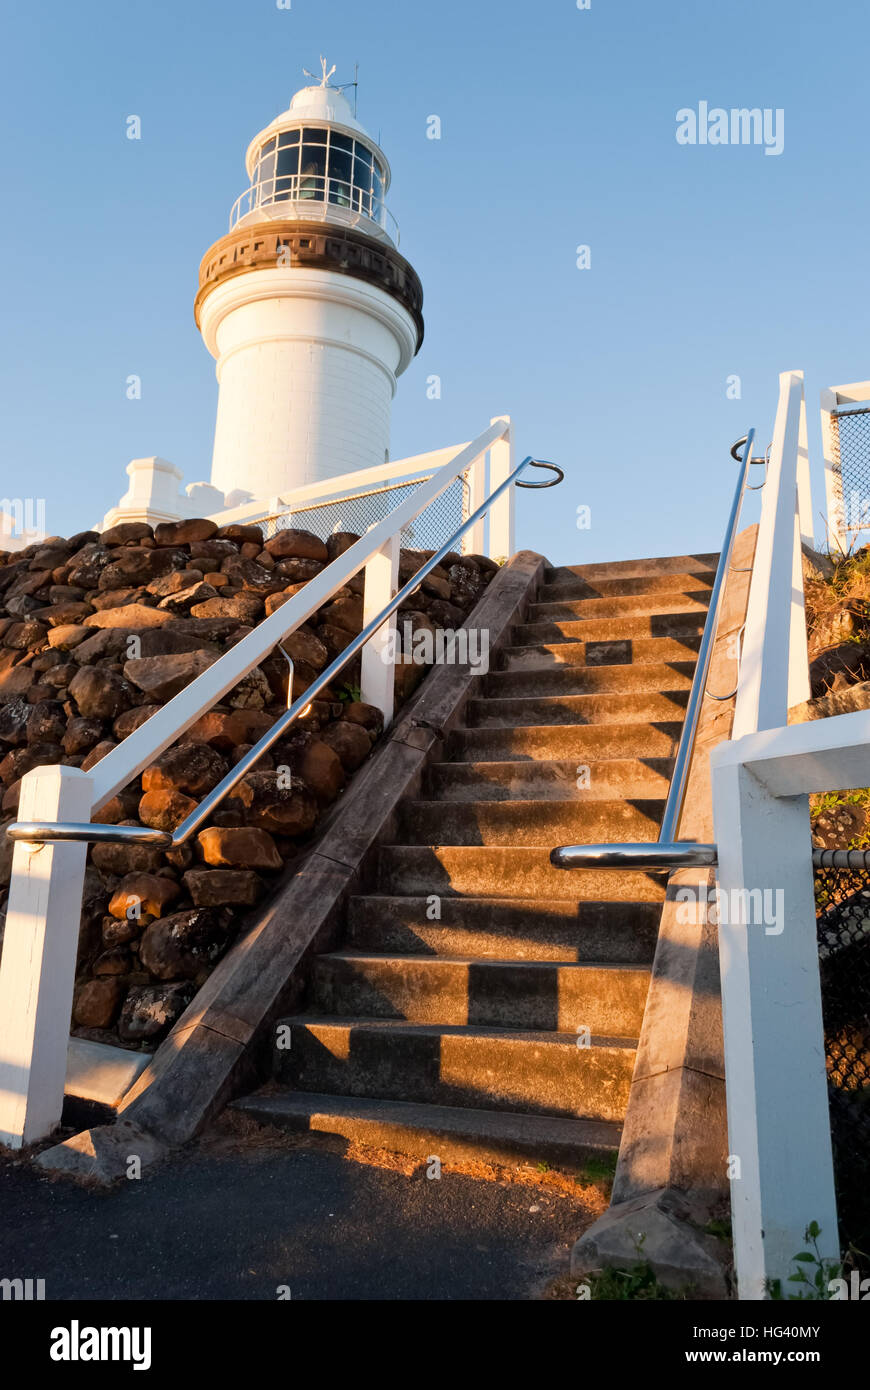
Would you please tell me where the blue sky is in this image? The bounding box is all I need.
[1,0,867,564]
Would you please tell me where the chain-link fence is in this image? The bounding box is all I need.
[259,473,469,553]
[831,406,870,541]
[814,860,870,1260]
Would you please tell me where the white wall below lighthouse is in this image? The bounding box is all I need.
[200,268,419,500]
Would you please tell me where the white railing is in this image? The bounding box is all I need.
[205,417,514,561]
[229,176,399,246]
[0,417,528,1149]
[711,369,843,1299]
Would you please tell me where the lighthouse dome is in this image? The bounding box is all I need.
[231,63,396,245]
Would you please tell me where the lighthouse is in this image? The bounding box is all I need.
[194,61,424,503]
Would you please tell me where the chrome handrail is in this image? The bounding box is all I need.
[7,457,562,849]
[551,432,763,873]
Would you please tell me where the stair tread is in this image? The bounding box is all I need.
[319,950,650,973]
[282,1015,638,1049]
[232,1087,623,1153]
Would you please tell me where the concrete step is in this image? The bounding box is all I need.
[466,689,689,727]
[426,758,673,802]
[511,612,705,647]
[397,797,663,847]
[311,952,650,1035]
[545,553,719,582]
[375,846,669,900]
[232,1087,622,1169]
[274,1017,637,1122]
[482,661,695,700]
[500,636,701,671]
[537,572,716,602]
[346,895,662,963]
[446,721,683,762]
[529,593,711,623]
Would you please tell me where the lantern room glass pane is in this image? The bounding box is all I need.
[331,132,353,153]
[276,144,300,179]
[261,137,276,156]
[302,126,328,145]
[277,129,300,147]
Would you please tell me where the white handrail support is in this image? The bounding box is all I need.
[712,369,839,1299]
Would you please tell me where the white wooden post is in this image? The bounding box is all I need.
[796,393,813,550]
[462,449,487,556]
[0,765,94,1148]
[820,389,845,553]
[711,743,839,1299]
[359,532,400,727]
[487,415,514,561]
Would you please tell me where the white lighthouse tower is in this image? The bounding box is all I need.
[194,61,424,503]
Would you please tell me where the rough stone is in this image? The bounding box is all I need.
[231,769,318,836]
[62,716,105,755]
[124,651,216,701]
[109,873,182,920]
[118,982,195,1041]
[141,741,228,798]
[320,719,372,772]
[138,787,198,831]
[92,840,166,876]
[73,978,125,1029]
[263,528,328,563]
[183,868,263,907]
[68,666,135,720]
[84,603,174,630]
[153,518,217,546]
[138,909,234,981]
[196,825,283,870]
[190,591,264,623]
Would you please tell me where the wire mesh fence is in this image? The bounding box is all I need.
[814,859,870,1260]
[831,406,870,541]
[259,473,469,554]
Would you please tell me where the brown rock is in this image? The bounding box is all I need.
[219,557,285,595]
[264,528,328,563]
[320,719,372,772]
[227,667,271,710]
[187,539,240,563]
[157,582,219,614]
[203,571,229,588]
[93,946,132,976]
[100,521,154,546]
[0,698,31,746]
[789,680,870,724]
[341,701,383,735]
[184,708,273,750]
[62,716,105,755]
[118,983,194,1041]
[34,601,94,628]
[138,908,234,981]
[272,732,345,804]
[113,705,161,739]
[109,873,182,920]
[68,666,135,720]
[101,914,143,947]
[26,700,67,745]
[84,603,174,630]
[89,586,148,611]
[232,770,318,836]
[427,599,467,628]
[80,739,118,770]
[92,840,166,875]
[142,741,228,798]
[326,531,361,562]
[138,787,197,831]
[153,518,217,546]
[48,623,91,650]
[448,562,487,609]
[808,643,870,697]
[215,523,265,546]
[147,569,204,598]
[190,591,264,623]
[73,978,125,1028]
[4,620,48,650]
[183,868,263,907]
[72,629,131,664]
[275,557,324,583]
[196,825,283,869]
[124,651,216,701]
[97,547,186,589]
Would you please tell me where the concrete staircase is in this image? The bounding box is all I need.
[235,553,717,1168]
